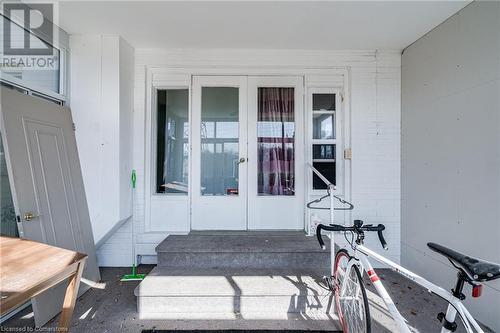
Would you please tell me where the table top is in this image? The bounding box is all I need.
[0,236,86,313]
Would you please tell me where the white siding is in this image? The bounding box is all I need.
[401,2,500,331]
[95,49,401,267]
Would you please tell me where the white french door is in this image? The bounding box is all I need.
[191,76,304,230]
[191,76,248,230]
[247,76,304,230]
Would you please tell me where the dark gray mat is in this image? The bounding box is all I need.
[143,330,340,333]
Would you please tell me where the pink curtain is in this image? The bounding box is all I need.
[257,88,295,195]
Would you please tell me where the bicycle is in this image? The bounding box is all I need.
[316,221,500,333]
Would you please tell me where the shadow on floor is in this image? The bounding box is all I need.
[1,266,493,333]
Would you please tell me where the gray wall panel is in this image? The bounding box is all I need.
[402,1,500,331]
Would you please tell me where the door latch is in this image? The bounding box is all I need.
[23,212,39,221]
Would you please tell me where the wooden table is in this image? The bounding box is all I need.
[0,236,87,331]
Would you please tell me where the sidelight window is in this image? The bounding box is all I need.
[156,89,189,194]
[310,91,338,190]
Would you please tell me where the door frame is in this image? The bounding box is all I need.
[189,75,305,231]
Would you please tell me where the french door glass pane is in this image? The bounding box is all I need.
[201,87,240,196]
[1,133,18,237]
[313,144,335,160]
[156,89,189,194]
[313,93,335,111]
[257,87,295,196]
[312,161,336,190]
[313,113,335,140]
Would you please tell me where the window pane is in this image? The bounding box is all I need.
[312,93,335,111]
[201,87,239,196]
[312,162,335,190]
[257,87,295,196]
[0,15,61,94]
[1,133,18,237]
[313,144,335,160]
[313,113,335,140]
[156,89,189,194]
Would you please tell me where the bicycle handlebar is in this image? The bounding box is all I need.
[316,221,388,250]
[377,228,388,250]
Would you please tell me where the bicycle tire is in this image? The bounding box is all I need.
[334,249,371,333]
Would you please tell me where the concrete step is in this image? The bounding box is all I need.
[135,267,339,323]
[155,232,330,270]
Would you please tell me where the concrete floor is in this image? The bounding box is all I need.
[1,265,493,333]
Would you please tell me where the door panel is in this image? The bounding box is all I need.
[191,76,248,230]
[247,77,305,230]
[25,121,80,248]
[0,87,100,326]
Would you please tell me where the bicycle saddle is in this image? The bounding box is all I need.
[428,242,500,282]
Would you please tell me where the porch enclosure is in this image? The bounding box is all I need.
[68,46,401,270]
[97,51,400,267]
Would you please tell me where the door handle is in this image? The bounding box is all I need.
[237,157,247,165]
[23,212,39,222]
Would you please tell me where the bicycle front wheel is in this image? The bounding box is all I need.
[335,250,371,333]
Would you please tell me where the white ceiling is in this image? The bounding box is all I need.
[58,1,470,50]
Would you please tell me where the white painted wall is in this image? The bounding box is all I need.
[119,38,134,220]
[401,2,500,331]
[91,49,400,266]
[69,35,134,266]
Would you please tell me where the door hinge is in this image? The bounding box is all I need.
[72,123,76,131]
[344,148,352,160]
[341,93,345,103]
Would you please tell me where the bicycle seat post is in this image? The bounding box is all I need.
[437,271,468,332]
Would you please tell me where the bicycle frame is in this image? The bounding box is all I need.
[306,163,485,332]
[341,243,485,333]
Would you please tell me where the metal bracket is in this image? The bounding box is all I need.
[344,148,352,160]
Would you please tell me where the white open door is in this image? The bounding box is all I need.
[247,76,305,230]
[0,87,100,326]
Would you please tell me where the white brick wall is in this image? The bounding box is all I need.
[96,219,133,267]
[96,49,401,266]
[351,54,401,262]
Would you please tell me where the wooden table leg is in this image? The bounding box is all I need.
[58,259,86,332]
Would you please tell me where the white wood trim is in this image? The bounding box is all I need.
[305,74,352,232]
[343,67,352,226]
[143,69,191,233]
